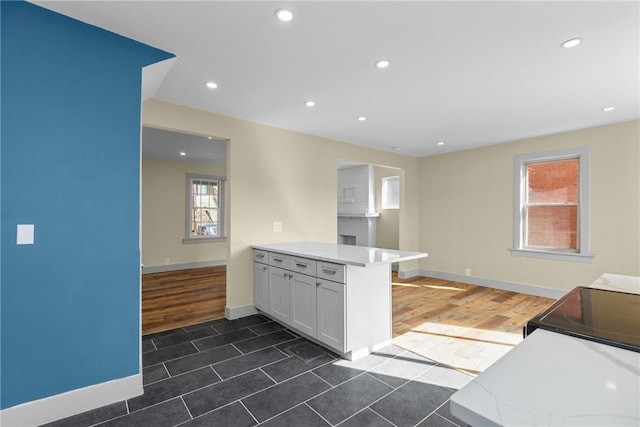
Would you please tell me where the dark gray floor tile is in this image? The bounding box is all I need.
[192,328,257,351]
[41,401,127,427]
[370,379,453,427]
[275,337,308,351]
[248,321,286,335]
[368,351,436,388]
[311,352,387,386]
[234,330,297,353]
[338,408,394,427]
[128,367,220,412]
[435,400,470,427]
[417,413,460,427]
[372,344,406,358]
[142,339,156,353]
[418,364,474,391]
[183,369,275,418]
[241,372,332,422]
[262,353,334,383]
[165,344,241,376]
[213,315,269,334]
[182,317,228,331]
[143,328,185,341]
[180,401,257,427]
[153,327,220,349]
[100,398,190,427]
[259,404,330,427]
[307,373,393,425]
[213,347,287,380]
[143,364,169,385]
[143,342,198,367]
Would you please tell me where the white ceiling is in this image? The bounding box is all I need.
[142,127,227,165]
[35,1,639,158]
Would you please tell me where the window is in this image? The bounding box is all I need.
[513,147,591,262]
[184,174,225,242]
[381,176,400,209]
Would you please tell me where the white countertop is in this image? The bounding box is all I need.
[450,328,640,427]
[252,241,427,267]
[451,273,640,426]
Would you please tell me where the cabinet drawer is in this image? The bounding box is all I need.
[290,256,317,276]
[269,252,290,268]
[254,249,269,264]
[317,261,346,283]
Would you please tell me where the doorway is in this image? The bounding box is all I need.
[141,126,229,334]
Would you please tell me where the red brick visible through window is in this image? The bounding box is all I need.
[526,159,578,249]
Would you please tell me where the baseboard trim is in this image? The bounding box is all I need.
[418,269,566,299]
[142,259,226,274]
[398,269,421,279]
[225,304,258,320]
[0,374,142,427]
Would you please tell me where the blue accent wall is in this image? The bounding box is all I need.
[1,2,173,409]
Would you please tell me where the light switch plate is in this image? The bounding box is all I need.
[17,224,34,245]
[273,221,282,232]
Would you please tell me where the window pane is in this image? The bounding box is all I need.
[526,205,578,249]
[381,176,400,209]
[527,159,578,203]
[190,178,219,237]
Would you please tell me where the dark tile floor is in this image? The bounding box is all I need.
[43,315,472,427]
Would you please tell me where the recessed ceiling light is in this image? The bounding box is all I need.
[561,38,582,48]
[179,152,186,156]
[205,81,218,89]
[304,100,315,107]
[357,116,367,121]
[275,8,293,22]
[602,106,616,112]
[437,141,445,146]
[375,59,390,69]
[207,136,213,139]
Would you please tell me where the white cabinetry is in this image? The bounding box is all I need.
[268,266,290,324]
[316,278,345,351]
[253,250,269,312]
[289,272,318,337]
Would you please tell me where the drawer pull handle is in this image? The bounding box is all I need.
[295,263,308,268]
[256,254,265,258]
[273,258,283,262]
[322,268,337,275]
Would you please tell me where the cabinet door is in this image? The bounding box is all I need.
[269,266,290,324]
[289,272,317,337]
[316,279,346,352]
[253,262,269,312]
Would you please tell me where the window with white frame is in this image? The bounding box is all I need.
[381,176,400,209]
[185,174,225,241]
[513,147,591,262]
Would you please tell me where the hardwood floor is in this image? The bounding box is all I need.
[391,274,554,375]
[142,266,226,335]
[141,266,555,375]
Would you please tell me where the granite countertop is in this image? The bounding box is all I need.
[450,328,640,426]
[252,241,427,267]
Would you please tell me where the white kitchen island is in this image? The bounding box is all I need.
[252,242,428,360]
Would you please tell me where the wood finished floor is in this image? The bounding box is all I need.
[142,266,226,335]
[142,267,555,374]
[391,274,554,375]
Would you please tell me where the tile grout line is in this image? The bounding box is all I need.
[368,406,399,427]
[180,396,194,420]
[239,400,260,425]
[304,402,335,426]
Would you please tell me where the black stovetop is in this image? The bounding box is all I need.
[525,286,640,352]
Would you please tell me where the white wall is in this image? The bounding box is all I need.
[418,120,640,292]
[142,99,421,312]
[141,157,227,269]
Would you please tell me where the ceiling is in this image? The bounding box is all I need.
[35,1,639,158]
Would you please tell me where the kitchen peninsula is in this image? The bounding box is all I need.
[253,242,428,360]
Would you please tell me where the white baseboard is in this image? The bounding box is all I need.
[417,269,566,299]
[142,259,226,274]
[0,374,142,427]
[225,304,258,320]
[398,269,421,279]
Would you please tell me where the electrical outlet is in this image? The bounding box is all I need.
[465,268,471,276]
[273,221,282,232]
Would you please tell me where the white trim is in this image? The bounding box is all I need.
[142,259,226,274]
[513,146,590,262]
[417,269,566,299]
[397,269,421,279]
[225,304,258,320]
[0,374,142,427]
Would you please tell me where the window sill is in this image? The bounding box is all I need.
[182,237,227,244]
[511,248,594,263]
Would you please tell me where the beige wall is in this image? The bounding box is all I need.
[418,120,640,291]
[142,99,421,311]
[142,157,227,268]
[374,165,400,250]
